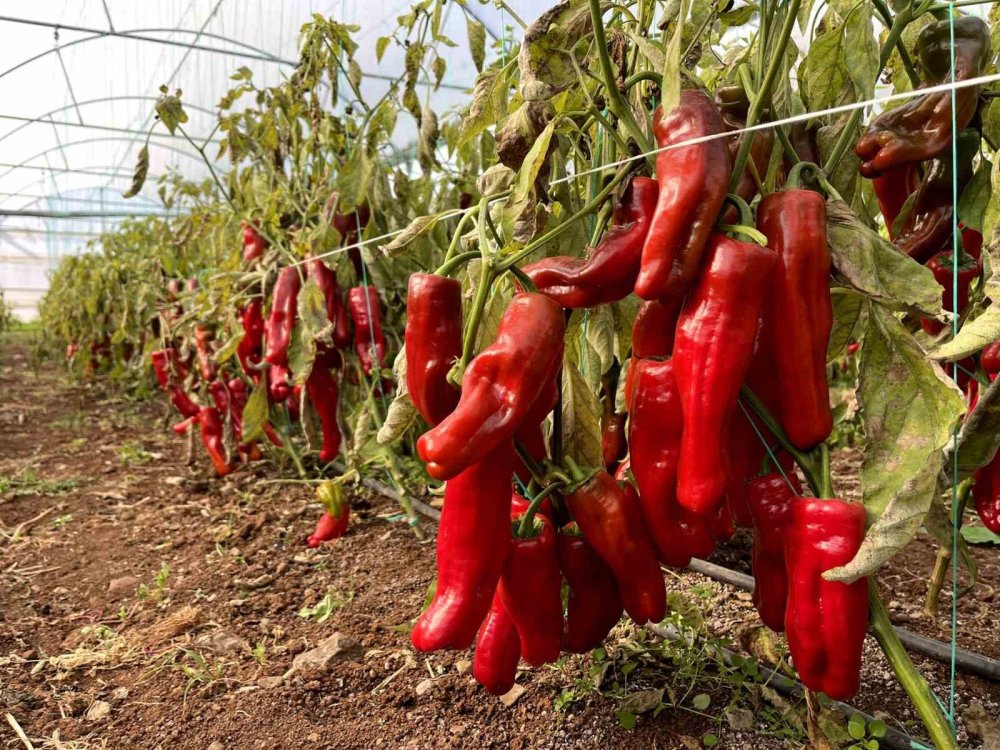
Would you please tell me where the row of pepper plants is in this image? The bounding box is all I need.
[38,0,1000,746]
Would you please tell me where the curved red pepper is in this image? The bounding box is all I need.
[631,297,683,359]
[627,357,716,566]
[558,526,623,653]
[498,512,563,666]
[306,508,350,546]
[674,234,776,515]
[756,186,833,450]
[523,176,658,307]
[151,348,187,390]
[417,292,565,481]
[601,410,626,471]
[242,220,267,264]
[347,286,387,377]
[785,498,868,700]
[872,166,919,239]
[198,406,234,477]
[973,455,1000,535]
[405,273,463,425]
[169,385,200,419]
[565,469,666,625]
[194,325,216,382]
[411,442,515,652]
[473,592,520,696]
[636,90,730,300]
[308,256,349,343]
[746,472,801,631]
[237,300,264,381]
[306,347,342,463]
[920,250,981,336]
[265,266,302,402]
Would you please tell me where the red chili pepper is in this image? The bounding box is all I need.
[198,406,234,477]
[405,273,463,426]
[524,176,659,307]
[981,342,1000,375]
[169,385,200,419]
[974,455,1000,535]
[307,256,349,346]
[333,205,371,279]
[785,497,868,700]
[601,410,626,471]
[411,442,516,652]
[417,292,565,481]
[66,342,78,360]
[557,525,623,654]
[194,325,217,382]
[746,472,801,631]
[627,357,716,566]
[920,249,981,336]
[237,300,265,381]
[631,297,683,359]
[306,347,342,463]
[242,220,267,264]
[307,482,350,546]
[472,592,520,696]
[673,234,776,516]
[962,226,983,259]
[756,180,833,450]
[226,378,248,441]
[265,266,301,402]
[565,469,666,625]
[636,90,730,301]
[172,416,196,435]
[871,166,919,239]
[498,511,563,666]
[347,286,387,377]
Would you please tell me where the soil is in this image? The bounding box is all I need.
[2,338,999,750]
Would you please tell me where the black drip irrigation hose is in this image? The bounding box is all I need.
[687,558,1000,683]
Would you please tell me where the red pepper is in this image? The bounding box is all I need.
[498,511,563,666]
[558,525,623,653]
[674,234,776,515]
[333,205,371,279]
[746,472,801,631]
[194,325,217,382]
[636,90,731,300]
[405,273,463,425]
[962,226,983,259]
[237,300,265,381]
[307,256,349,345]
[151,349,175,389]
[307,482,350,546]
[974,455,1000,535]
[198,406,234,477]
[565,469,666,625]
[871,166,919,239]
[306,347,342,463]
[784,498,868,700]
[169,385,200,419]
[631,297,683,359]
[523,176,659,307]
[242,220,267,264]
[627,357,716,566]
[417,292,565,481]
[411,442,515,652]
[920,250,981,336]
[265,266,302,402]
[601,410,626,471]
[66,342,78,360]
[756,181,833,450]
[347,286,387,377]
[172,417,196,435]
[473,592,520,695]
[981,342,1000,375]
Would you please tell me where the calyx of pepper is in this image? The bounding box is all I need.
[316,480,346,517]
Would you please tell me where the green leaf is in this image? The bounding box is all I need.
[298,277,328,335]
[848,714,866,740]
[214,330,244,365]
[560,355,603,470]
[826,199,942,317]
[467,17,486,72]
[155,88,188,135]
[661,0,689,114]
[801,22,847,112]
[241,384,269,443]
[288,323,317,386]
[702,735,719,748]
[337,148,374,212]
[843,5,878,99]
[825,301,965,583]
[691,693,711,711]
[122,145,149,199]
[952,376,1000,480]
[375,36,391,62]
[931,307,1000,362]
[958,157,993,233]
[961,525,1000,546]
[615,711,637,730]
[828,288,866,362]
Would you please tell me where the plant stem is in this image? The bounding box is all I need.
[924,545,951,617]
[739,385,821,495]
[728,0,800,193]
[869,581,958,750]
[517,482,562,537]
[435,250,479,277]
[871,0,921,89]
[459,253,495,369]
[588,0,653,154]
[818,443,833,498]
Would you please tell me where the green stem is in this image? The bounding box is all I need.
[508,264,537,292]
[443,207,478,264]
[517,482,563,537]
[624,70,662,90]
[588,0,653,155]
[818,443,833,498]
[728,0,800,193]
[739,385,821,495]
[460,252,495,369]
[435,250,479,277]
[869,582,958,750]
[871,0,921,89]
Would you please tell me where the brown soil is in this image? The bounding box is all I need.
[1,338,999,750]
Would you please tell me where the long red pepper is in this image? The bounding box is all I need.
[973,456,1000,535]
[523,176,658,307]
[564,469,666,625]
[411,442,515,652]
[558,526,623,653]
[264,266,301,402]
[784,498,868,700]
[631,297,683,359]
[636,90,730,300]
[756,178,833,450]
[237,300,265,381]
[498,512,563,666]
[242,220,267,264]
[308,256,348,342]
[472,592,521,695]
[673,234,776,516]
[920,249,981,336]
[871,166,919,238]
[306,347,342,463]
[405,273,463,425]
[746,472,801,631]
[197,406,234,477]
[627,357,716,566]
[417,292,565,481]
[347,285,387,377]
[194,325,216,382]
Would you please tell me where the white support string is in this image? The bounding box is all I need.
[293,70,1000,268]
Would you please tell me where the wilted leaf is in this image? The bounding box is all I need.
[828,288,866,362]
[242,384,269,442]
[951,375,1000,479]
[467,17,486,72]
[931,307,1000,362]
[381,214,440,255]
[620,688,664,715]
[122,145,149,199]
[561,356,603,469]
[378,351,418,445]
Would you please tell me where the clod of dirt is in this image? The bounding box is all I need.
[107,575,140,595]
[194,628,248,655]
[285,632,363,679]
[499,684,525,706]
[258,675,284,689]
[138,605,200,646]
[84,699,111,722]
[415,678,435,696]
